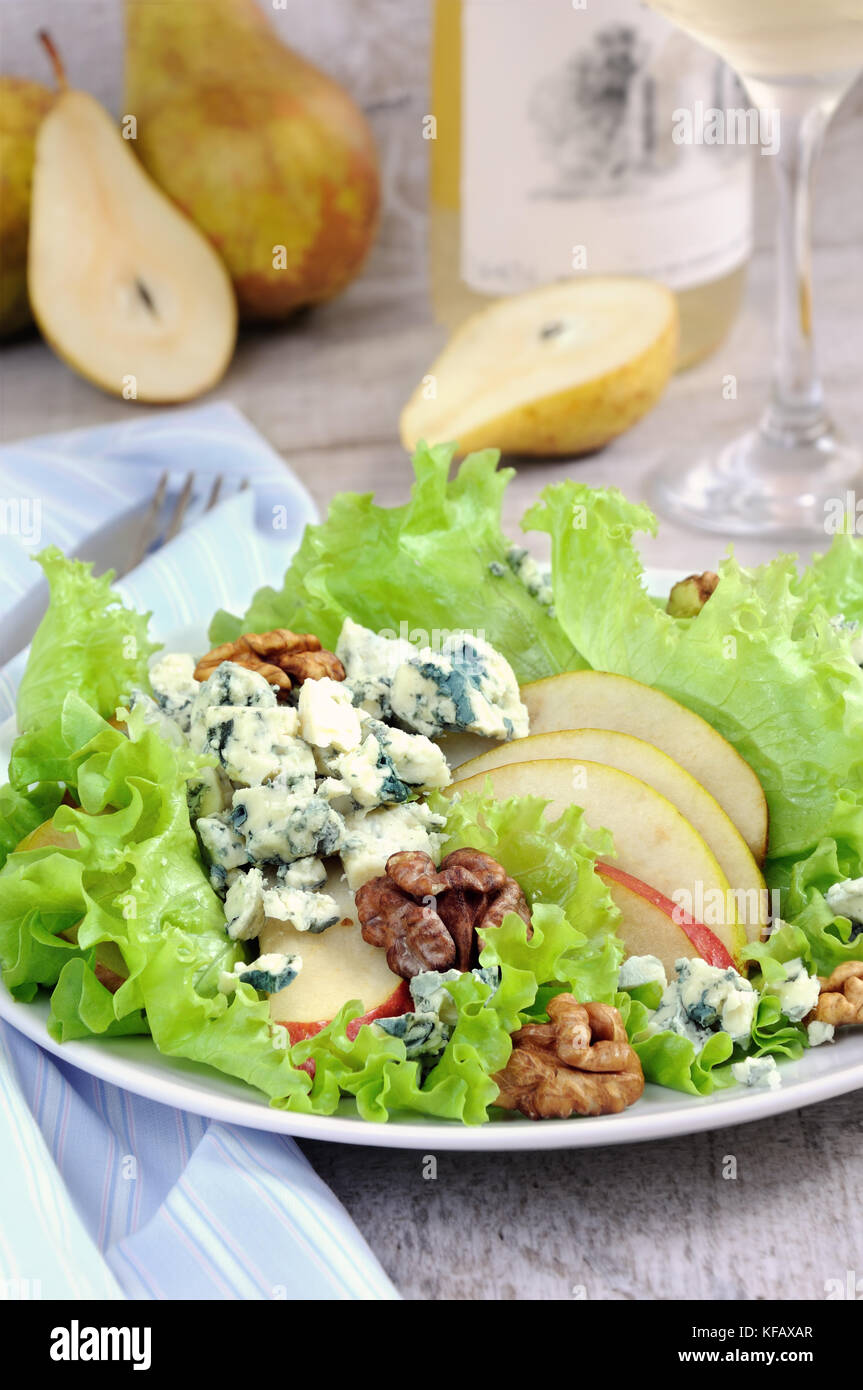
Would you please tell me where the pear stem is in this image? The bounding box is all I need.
[38,30,67,90]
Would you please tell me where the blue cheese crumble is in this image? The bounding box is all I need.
[231,785,346,864]
[506,545,554,610]
[374,966,500,1058]
[767,957,820,1023]
[200,706,313,788]
[187,764,234,820]
[649,957,757,1047]
[807,1019,835,1047]
[825,876,863,938]
[298,676,364,752]
[263,885,341,934]
[618,954,668,991]
[148,652,199,733]
[196,813,250,885]
[390,635,528,741]
[340,801,446,891]
[219,951,302,995]
[189,660,277,743]
[731,1055,782,1090]
[335,617,415,719]
[224,867,266,940]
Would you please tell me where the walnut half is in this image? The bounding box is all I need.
[493,994,644,1120]
[355,847,532,979]
[194,628,345,696]
[811,961,863,1027]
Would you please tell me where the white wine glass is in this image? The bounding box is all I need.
[643,0,863,538]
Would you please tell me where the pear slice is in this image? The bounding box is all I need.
[260,867,410,1043]
[521,670,769,863]
[453,728,767,940]
[400,276,677,457]
[448,756,746,965]
[27,35,236,403]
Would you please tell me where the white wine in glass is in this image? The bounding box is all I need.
[644,0,863,537]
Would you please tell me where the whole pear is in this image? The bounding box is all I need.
[124,0,381,321]
[0,77,55,336]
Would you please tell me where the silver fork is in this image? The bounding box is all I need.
[124,470,249,576]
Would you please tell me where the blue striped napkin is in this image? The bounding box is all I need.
[0,406,399,1302]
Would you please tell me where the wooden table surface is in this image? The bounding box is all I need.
[2,2,862,1298]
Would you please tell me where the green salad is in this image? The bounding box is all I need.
[1,441,862,1123]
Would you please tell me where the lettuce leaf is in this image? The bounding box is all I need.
[16,548,157,732]
[525,483,863,862]
[209,441,582,685]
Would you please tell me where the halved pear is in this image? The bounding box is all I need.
[521,670,768,863]
[448,757,745,964]
[453,728,767,939]
[28,41,236,402]
[400,276,677,457]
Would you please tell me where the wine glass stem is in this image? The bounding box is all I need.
[745,80,847,454]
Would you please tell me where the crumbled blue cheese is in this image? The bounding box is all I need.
[262,886,341,934]
[506,545,554,609]
[825,876,863,932]
[196,813,250,880]
[273,856,328,892]
[374,966,499,1058]
[618,954,668,991]
[336,619,528,740]
[390,634,528,742]
[649,957,757,1046]
[731,1055,782,1090]
[186,764,234,821]
[128,690,187,747]
[368,720,451,791]
[148,652,199,733]
[199,705,313,788]
[298,676,364,752]
[189,660,276,742]
[219,951,302,995]
[340,801,447,891]
[807,1019,835,1047]
[768,957,821,1023]
[335,617,415,719]
[224,867,266,940]
[232,785,346,864]
[331,730,409,808]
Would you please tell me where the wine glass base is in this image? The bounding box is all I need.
[648,426,863,540]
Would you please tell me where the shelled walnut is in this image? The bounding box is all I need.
[493,994,644,1120]
[355,847,532,979]
[811,961,863,1027]
[194,628,345,695]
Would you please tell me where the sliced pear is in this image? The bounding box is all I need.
[261,867,409,1042]
[400,276,677,457]
[521,670,768,863]
[448,757,745,963]
[28,36,236,403]
[453,728,767,939]
[596,864,735,978]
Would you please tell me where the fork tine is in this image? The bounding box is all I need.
[205,473,223,511]
[127,470,169,573]
[164,470,195,542]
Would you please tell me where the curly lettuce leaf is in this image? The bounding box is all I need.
[209,441,582,685]
[525,483,863,862]
[16,548,157,732]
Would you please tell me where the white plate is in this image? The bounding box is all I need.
[2,569,862,1149]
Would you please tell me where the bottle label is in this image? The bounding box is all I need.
[460,0,753,294]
